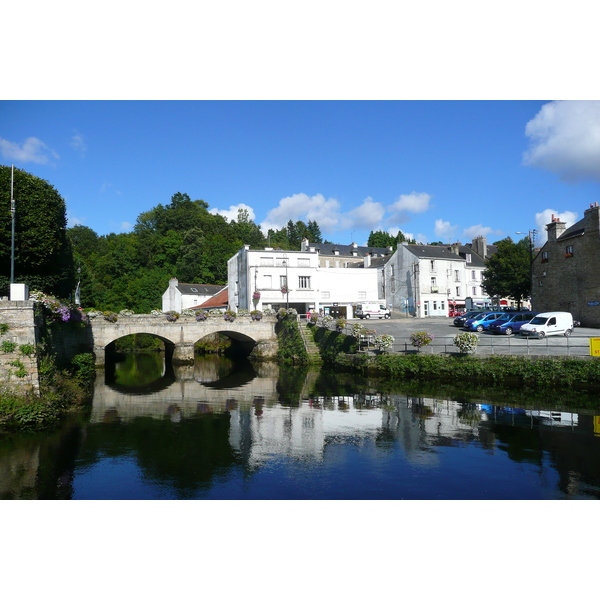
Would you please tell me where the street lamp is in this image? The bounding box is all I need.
[516,229,537,308]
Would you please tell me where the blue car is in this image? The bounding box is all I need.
[464,312,505,332]
[488,312,538,335]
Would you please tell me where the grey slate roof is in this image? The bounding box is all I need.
[308,243,393,258]
[559,218,585,240]
[403,242,496,268]
[176,283,225,296]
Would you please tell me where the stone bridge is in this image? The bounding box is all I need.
[89,314,279,365]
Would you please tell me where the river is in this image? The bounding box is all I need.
[1,353,600,500]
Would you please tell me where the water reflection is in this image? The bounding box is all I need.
[1,356,600,499]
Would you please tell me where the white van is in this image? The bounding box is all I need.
[520,311,574,339]
[354,303,391,319]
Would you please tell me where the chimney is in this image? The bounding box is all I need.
[364,253,371,268]
[584,202,600,237]
[472,236,487,259]
[546,214,566,242]
[301,238,310,251]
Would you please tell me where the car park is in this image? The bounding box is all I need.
[464,312,505,332]
[453,311,484,327]
[520,311,574,339]
[488,312,538,335]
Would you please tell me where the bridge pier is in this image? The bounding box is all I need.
[172,343,195,364]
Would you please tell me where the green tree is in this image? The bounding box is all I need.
[230,208,266,249]
[306,220,323,243]
[482,237,531,307]
[0,165,75,298]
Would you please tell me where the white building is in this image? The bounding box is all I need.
[227,241,392,318]
[383,237,497,317]
[161,278,226,313]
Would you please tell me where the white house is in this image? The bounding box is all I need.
[227,241,392,318]
[161,278,226,313]
[383,237,497,318]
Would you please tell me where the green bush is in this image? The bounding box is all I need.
[19,343,36,356]
[1,340,17,353]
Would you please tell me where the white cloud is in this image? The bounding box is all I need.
[260,193,343,233]
[534,208,578,244]
[340,198,386,231]
[0,136,59,164]
[462,224,498,240]
[389,192,432,215]
[258,191,429,238]
[523,100,600,182]
[415,233,428,244]
[434,218,458,240]
[209,203,256,222]
[70,131,86,156]
[121,222,132,231]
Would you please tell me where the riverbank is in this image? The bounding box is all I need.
[0,353,95,432]
[310,325,600,393]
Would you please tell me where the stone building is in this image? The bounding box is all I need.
[532,202,600,326]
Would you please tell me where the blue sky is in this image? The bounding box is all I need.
[2,100,600,247]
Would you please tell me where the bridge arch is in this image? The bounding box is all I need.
[89,315,278,365]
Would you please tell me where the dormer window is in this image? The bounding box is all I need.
[466,254,472,263]
[190,288,198,292]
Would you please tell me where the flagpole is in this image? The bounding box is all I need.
[10,165,15,284]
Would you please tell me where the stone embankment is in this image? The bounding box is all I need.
[0,301,40,394]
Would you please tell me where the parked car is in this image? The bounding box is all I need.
[488,312,538,335]
[520,311,574,339]
[453,311,484,327]
[464,312,506,332]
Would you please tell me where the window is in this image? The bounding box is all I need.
[565,245,574,257]
[431,277,437,286]
[456,286,460,297]
[276,257,288,267]
[471,270,476,280]
[454,270,460,282]
[358,291,367,299]
[298,276,311,289]
[321,291,330,299]
[441,301,445,310]
[433,301,437,310]
[472,286,477,295]
[541,251,548,263]
[298,258,310,267]
[260,257,274,266]
[280,275,287,288]
[466,254,472,263]
[190,287,198,292]
[430,260,436,271]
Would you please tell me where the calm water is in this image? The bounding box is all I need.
[2,353,600,500]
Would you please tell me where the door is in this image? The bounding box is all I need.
[423,301,429,316]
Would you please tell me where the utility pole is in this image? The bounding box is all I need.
[516,229,537,308]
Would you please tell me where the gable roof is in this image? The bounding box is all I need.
[193,286,229,309]
[559,217,585,240]
[176,283,225,296]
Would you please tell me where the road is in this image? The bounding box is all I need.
[345,316,600,358]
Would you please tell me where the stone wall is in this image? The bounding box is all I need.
[0,301,40,394]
